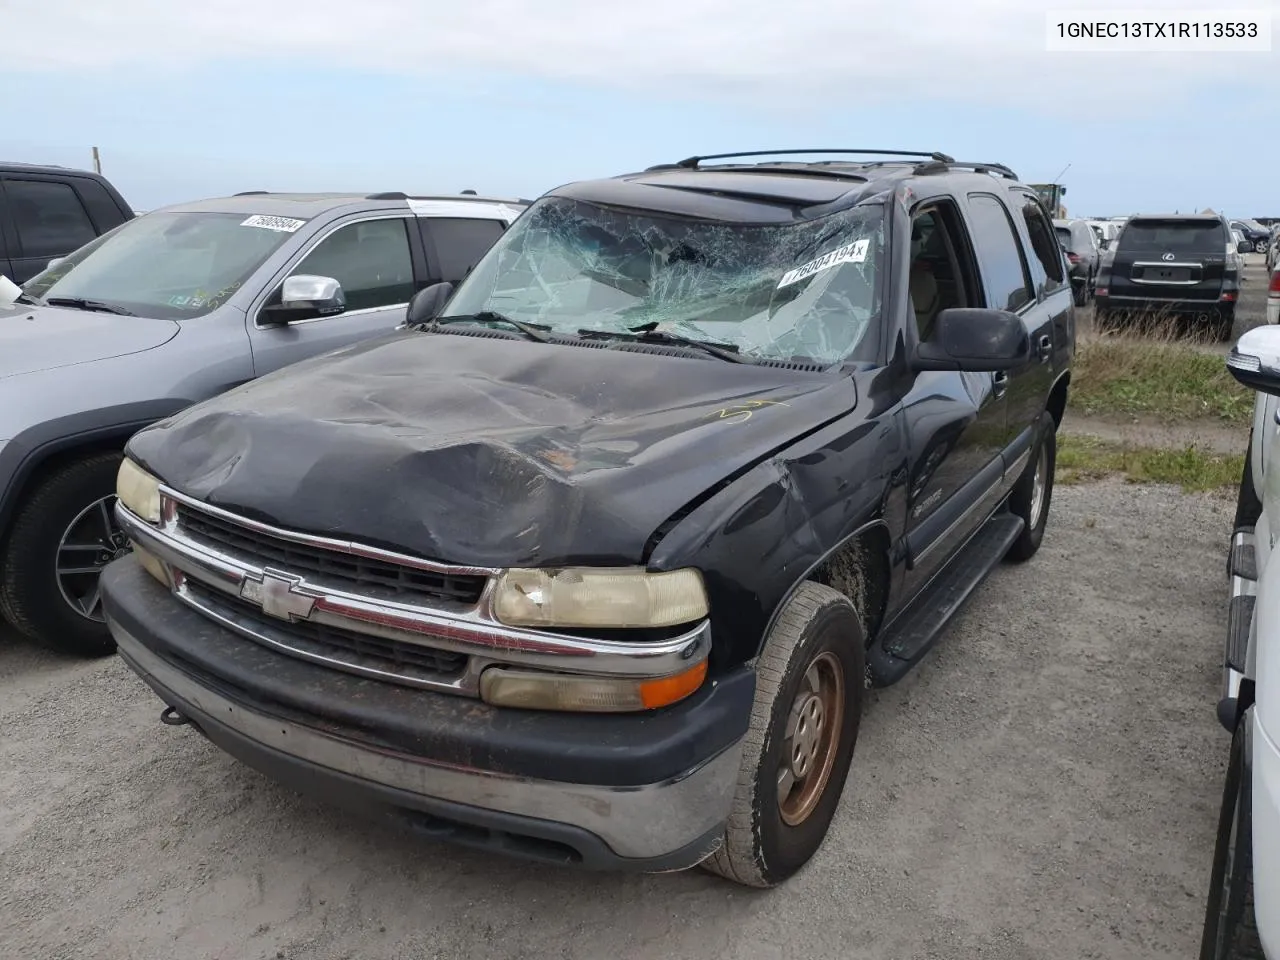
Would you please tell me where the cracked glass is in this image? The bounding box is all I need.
[446,197,885,365]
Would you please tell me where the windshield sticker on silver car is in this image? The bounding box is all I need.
[777,239,869,289]
[240,215,306,233]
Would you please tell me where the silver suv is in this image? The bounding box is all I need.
[0,190,525,655]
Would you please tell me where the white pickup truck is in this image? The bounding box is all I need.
[1202,325,1280,958]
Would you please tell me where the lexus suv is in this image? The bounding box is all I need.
[99,149,1074,886]
[1094,213,1251,340]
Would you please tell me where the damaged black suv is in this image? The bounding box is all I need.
[101,149,1074,888]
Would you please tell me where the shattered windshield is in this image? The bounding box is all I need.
[445,197,884,365]
[22,211,300,320]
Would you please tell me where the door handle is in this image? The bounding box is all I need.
[992,370,1009,397]
[1038,334,1053,356]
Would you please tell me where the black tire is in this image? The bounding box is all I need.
[700,581,865,887]
[1199,715,1264,960]
[1217,310,1238,343]
[1095,308,1119,334]
[0,452,125,656]
[1005,417,1056,563]
[1072,283,1087,307]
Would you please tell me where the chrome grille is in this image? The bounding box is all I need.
[177,506,486,605]
[185,581,469,685]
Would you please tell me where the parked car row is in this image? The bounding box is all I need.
[0,149,1074,888]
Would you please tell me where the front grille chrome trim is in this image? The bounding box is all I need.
[117,499,711,695]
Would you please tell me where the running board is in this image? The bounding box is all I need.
[867,512,1024,687]
[1219,527,1258,730]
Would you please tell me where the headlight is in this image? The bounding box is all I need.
[491,566,709,628]
[480,660,707,712]
[116,458,161,523]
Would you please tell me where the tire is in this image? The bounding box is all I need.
[1072,283,1087,307]
[1217,310,1238,343]
[1095,308,1120,334]
[700,581,865,887]
[0,452,126,656]
[1005,417,1056,563]
[1199,715,1264,959]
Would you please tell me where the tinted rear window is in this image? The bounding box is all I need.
[1119,220,1225,253]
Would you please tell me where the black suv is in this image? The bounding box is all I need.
[1095,213,1249,340]
[100,149,1074,887]
[0,162,133,283]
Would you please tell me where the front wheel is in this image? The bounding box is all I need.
[1199,714,1264,959]
[701,581,864,887]
[1005,418,1056,563]
[0,452,127,656]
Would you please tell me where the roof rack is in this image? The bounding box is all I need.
[912,160,1019,180]
[653,149,955,171]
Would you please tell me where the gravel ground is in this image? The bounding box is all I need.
[0,479,1236,960]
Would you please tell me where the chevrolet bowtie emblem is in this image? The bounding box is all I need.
[239,569,317,622]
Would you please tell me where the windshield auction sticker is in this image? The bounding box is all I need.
[777,238,869,289]
[240,214,307,233]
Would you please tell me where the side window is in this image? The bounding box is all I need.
[290,218,414,312]
[965,193,1034,312]
[909,201,976,341]
[72,178,130,232]
[1013,191,1064,290]
[428,217,506,284]
[4,179,99,259]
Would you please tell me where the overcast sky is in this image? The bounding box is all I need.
[5,0,1277,216]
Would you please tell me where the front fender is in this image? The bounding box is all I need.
[647,408,903,670]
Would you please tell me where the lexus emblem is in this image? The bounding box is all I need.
[1161,252,1175,261]
[240,569,317,622]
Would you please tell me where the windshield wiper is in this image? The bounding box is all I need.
[425,311,551,343]
[579,324,749,363]
[46,297,136,317]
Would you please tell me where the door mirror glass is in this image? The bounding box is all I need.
[1228,325,1280,396]
[913,307,1030,372]
[405,281,454,326]
[260,274,346,325]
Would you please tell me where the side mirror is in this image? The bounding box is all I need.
[405,281,454,326]
[1228,325,1280,395]
[913,308,1031,372]
[260,274,345,325]
[1239,240,1254,254]
[47,257,66,271]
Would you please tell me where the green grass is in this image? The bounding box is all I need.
[1069,331,1252,424]
[1057,435,1244,492]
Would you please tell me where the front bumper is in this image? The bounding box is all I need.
[1253,711,1280,956]
[102,556,753,871]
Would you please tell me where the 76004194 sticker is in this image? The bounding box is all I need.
[777,238,869,289]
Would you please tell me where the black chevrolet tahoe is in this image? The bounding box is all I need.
[100,149,1075,887]
[1094,213,1251,340]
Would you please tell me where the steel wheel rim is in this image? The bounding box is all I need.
[1028,443,1048,532]
[777,650,845,827]
[55,494,130,623]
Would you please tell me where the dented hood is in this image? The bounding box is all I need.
[126,330,857,566]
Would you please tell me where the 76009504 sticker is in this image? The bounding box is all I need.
[240,215,306,233]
